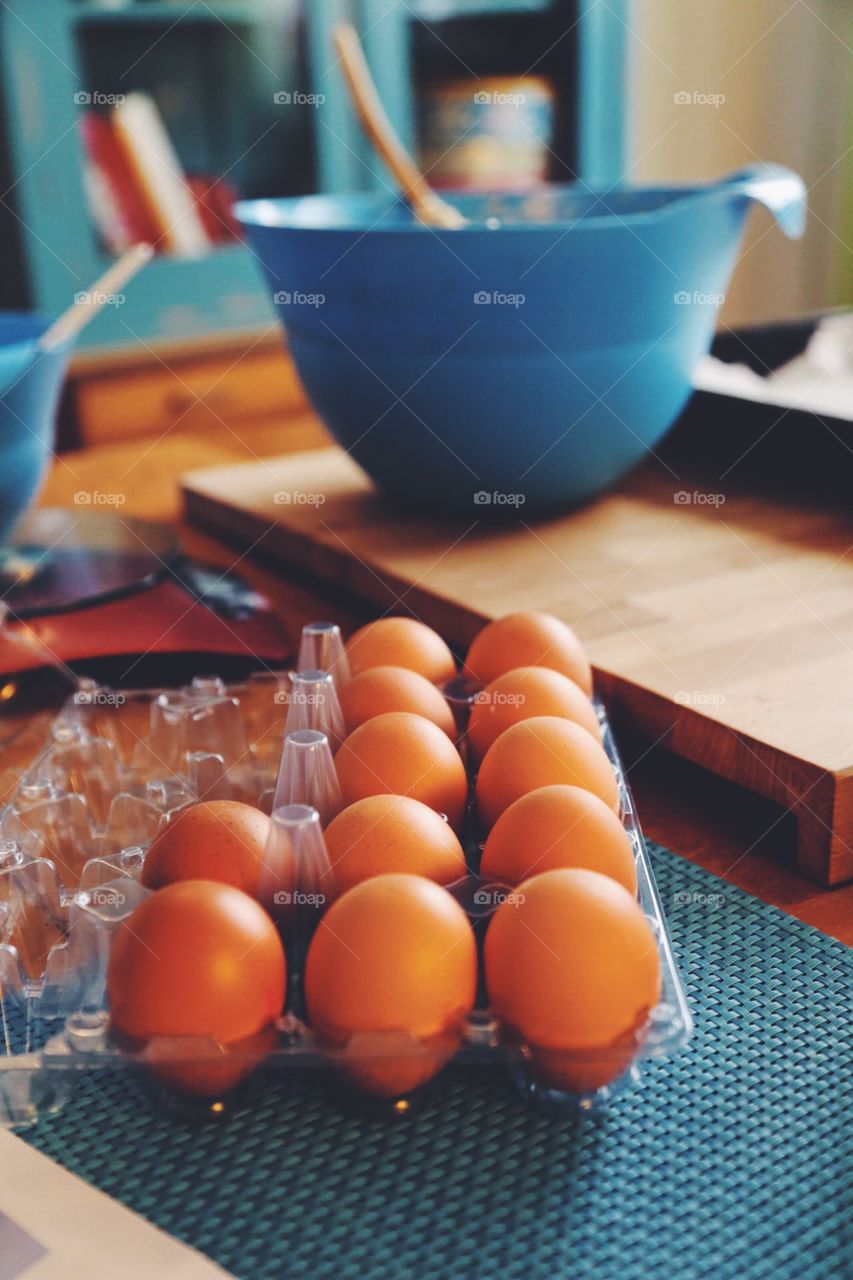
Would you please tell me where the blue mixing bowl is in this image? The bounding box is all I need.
[237,165,805,513]
[0,314,72,544]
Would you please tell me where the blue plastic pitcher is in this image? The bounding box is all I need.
[0,315,72,544]
[237,164,806,513]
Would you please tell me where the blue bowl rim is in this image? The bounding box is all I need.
[235,181,731,236]
[0,312,55,349]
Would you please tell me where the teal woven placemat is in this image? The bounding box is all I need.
[21,846,853,1280]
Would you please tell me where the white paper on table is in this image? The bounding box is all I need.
[694,313,853,422]
[0,1130,234,1280]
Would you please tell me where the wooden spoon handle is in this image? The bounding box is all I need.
[40,243,154,352]
[332,24,466,230]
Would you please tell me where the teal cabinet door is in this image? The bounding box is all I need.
[0,0,628,349]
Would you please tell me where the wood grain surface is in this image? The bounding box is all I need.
[182,446,853,885]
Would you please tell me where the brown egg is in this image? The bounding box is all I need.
[476,716,619,829]
[464,611,592,694]
[345,617,456,683]
[325,794,467,893]
[305,873,477,1095]
[335,712,468,830]
[480,784,637,893]
[339,665,456,737]
[141,800,271,901]
[108,880,286,1096]
[484,868,660,1092]
[467,665,600,764]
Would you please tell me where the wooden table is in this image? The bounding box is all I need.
[39,425,853,948]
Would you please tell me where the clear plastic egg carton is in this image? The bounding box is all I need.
[0,623,692,1127]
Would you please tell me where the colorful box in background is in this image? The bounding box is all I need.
[419,76,556,190]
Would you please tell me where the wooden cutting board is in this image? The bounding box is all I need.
[182,446,853,885]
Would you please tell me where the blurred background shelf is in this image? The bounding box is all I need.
[72,3,260,25]
[0,0,626,358]
[72,0,557,23]
[411,0,554,18]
